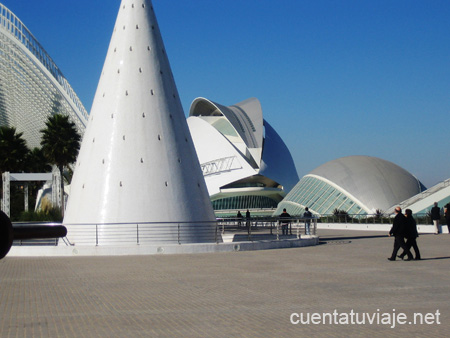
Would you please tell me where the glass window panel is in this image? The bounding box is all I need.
[340,198,354,212]
[348,203,362,215]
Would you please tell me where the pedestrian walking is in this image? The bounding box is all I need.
[399,209,421,260]
[388,207,413,261]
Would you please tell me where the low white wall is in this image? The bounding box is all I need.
[318,223,449,234]
[8,236,319,257]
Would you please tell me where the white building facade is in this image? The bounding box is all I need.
[0,3,88,148]
[188,97,299,213]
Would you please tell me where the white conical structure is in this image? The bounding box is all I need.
[64,0,217,244]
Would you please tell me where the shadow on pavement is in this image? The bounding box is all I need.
[418,256,450,261]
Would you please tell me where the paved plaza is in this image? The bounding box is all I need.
[1,229,449,337]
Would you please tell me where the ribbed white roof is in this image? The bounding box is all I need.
[309,156,424,212]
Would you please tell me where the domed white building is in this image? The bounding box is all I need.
[188,97,299,213]
[275,155,426,216]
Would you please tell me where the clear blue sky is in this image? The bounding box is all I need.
[2,0,449,188]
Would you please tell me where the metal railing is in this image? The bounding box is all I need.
[10,212,445,247]
[11,218,318,247]
[216,217,317,241]
[64,221,220,246]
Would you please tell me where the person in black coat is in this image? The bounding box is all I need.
[431,202,441,234]
[279,208,291,235]
[399,209,421,260]
[245,209,251,234]
[444,203,450,234]
[388,207,413,261]
[303,207,312,235]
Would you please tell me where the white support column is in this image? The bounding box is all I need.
[2,172,10,217]
[51,167,61,209]
[24,183,29,212]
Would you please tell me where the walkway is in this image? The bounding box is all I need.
[1,229,449,337]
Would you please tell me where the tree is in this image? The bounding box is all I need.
[0,126,30,174]
[374,209,384,221]
[40,114,81,216]
[333,208,351,223]
[23,148,52,211]
[25,147,52,174]
[0,126,31,220]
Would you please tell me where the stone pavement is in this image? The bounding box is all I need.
[0,229,449,337]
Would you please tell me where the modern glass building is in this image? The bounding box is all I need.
[275,156,426,216]
[278,175,367,216]
[0,3,88,148]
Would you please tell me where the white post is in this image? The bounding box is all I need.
[24,183,29,212]
[2,172,10,217]
[51,167,61,209]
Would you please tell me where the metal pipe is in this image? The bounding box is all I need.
[0,210,67,259]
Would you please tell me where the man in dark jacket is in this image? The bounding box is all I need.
[388,207,413,261]
[303,207,312,235]
[279,208,291,235]
[431,202,441,235]
[399,209,421,260]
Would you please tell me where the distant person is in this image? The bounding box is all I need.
[388,207,413,261]
[246,209,251,232]
[279,208,291,235]
[399,209,421,260]
[444,203,450,234]
[303,207,312,235]
[237,211,243,227]
[431,202,441,235]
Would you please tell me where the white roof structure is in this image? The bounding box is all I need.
[64,0,216,244]
[0,3,88,147]
[386,178,450,215]
[188,97,299,212]
[276,155,426,216]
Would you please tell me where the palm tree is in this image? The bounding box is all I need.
[25,147,52,173]
[375,209,384,221]
[0,126,30,174]
[0,126,31,218]
[40,114,81,216]
[333,208,351,223]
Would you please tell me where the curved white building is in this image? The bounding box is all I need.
[0,3,88,147]
[64,0,217,245]
[276,155,426,216]
[188,97,299,212]
[386,178,450,216]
